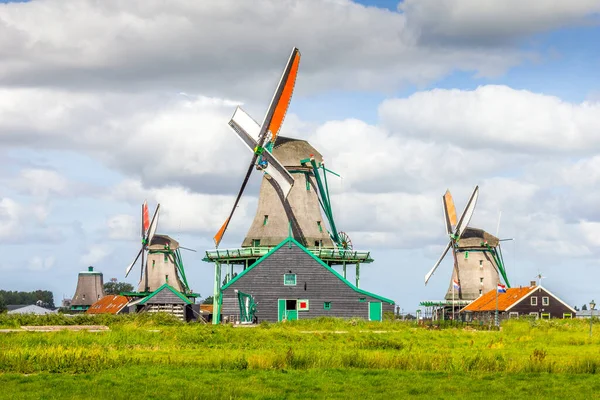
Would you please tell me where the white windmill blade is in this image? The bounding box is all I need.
[147,203,160,245]
[425,241,452,285]
[454,185,479,238]
[229,107,295,198]
[125,246,144,277]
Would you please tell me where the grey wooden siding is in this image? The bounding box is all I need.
[221,243,393,322]
[146,288,188,305]
[509,288,575,318]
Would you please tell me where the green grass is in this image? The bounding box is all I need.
[1,315,599,398]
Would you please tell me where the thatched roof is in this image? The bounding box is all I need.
[457,227,500,248]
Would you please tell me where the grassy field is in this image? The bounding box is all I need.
[1,314,599,399]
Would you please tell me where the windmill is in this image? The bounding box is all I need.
[213,47,300,248]
[125,201,192,293]
[425,186,511,301]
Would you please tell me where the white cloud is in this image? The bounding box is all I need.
[379,85,600,154]
[0,0,532,95]
[80,245,111,266]
[12,168,68,198]
[401,0,600,45]
[27,256,56,272]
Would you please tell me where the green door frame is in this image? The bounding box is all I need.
[369,302,382,321]
[278,298,299,321]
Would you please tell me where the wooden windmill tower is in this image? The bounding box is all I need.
[70,266,105,312]
[125,201,193,294]
[425,186,510,301]
[205,47,376,324]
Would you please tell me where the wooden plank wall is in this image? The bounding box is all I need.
[222,243,393,322]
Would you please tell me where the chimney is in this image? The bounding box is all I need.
[530,280,536,287]
[88,266,94,272]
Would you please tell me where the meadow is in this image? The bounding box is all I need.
[1,314,599,399]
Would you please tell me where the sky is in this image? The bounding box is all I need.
[1,0,600,312]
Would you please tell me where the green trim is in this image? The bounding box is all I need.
[222,238,394,304]
[324,302,331,310]
[139,283,192,305]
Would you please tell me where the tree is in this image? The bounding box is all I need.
[0,294,6,313]
[202,296,214,304]
[103,281,134,295]
[582,304,588,311]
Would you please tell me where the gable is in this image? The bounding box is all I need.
[222,238,393,304]
[506,286,576,313]
[139,284,192,305]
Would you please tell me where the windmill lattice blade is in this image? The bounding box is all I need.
[125,246,144,277]
[259,47,300,146]
[454,186,479,239]
[214,153,259,247]
[229,107,295,198]
[147,203,160,245]
[425,241,452,285]
[443,190,457,235]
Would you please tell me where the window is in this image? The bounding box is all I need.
[563,313,573,319]
[298,300,309,311]
[315,241,320,247]
[542,297,549,306]
[531,297,538,306]
[480,277,484,283]
[479,260,483,267]
[317,221,323,232]
[284,274,296,286]
[464,251,469,259]
[509,312,519,319]
[479,290,482,295]
[82,294,86,300]
[263,215,268,226]
[359,297,366,303]
[252,239,260,247]
[529,312,539,319]
[541,313,550,320]
[324,302,331,310]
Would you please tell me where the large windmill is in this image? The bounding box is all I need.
[205,47,377,324]
[125,201,192,293]
[425,186,510,301]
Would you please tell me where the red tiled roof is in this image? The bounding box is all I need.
[86,295,130,314]
[462,286,535,312]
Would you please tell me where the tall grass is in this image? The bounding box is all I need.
[0,316,598,374]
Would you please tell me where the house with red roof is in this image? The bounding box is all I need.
[460,282,576,321]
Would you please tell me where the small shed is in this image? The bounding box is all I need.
[220,237,394,323]
[138,283,193,321]
[461,284,576,321]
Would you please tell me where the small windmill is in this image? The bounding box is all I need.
[125,201,192,293]
[425,186,510,301]
[214,47,300,247]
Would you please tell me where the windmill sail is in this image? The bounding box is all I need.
[443,190,457,235]
[260,47,300,145]
[454,186,479,239]
[229,107,294,197]
[142,201,150,236]
[214,47,301,247]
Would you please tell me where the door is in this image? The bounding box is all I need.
[286,299,298,321]
[278,299,286,321]
[278,299,299,321]
[369,302,382,321]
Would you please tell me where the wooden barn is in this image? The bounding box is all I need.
[219,237,394,323]
[460,282,576,321]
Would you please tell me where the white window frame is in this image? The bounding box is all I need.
[542,297,549,306]
[529,312,539,319]
[509,312,519,319]
[530,296,538,306]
